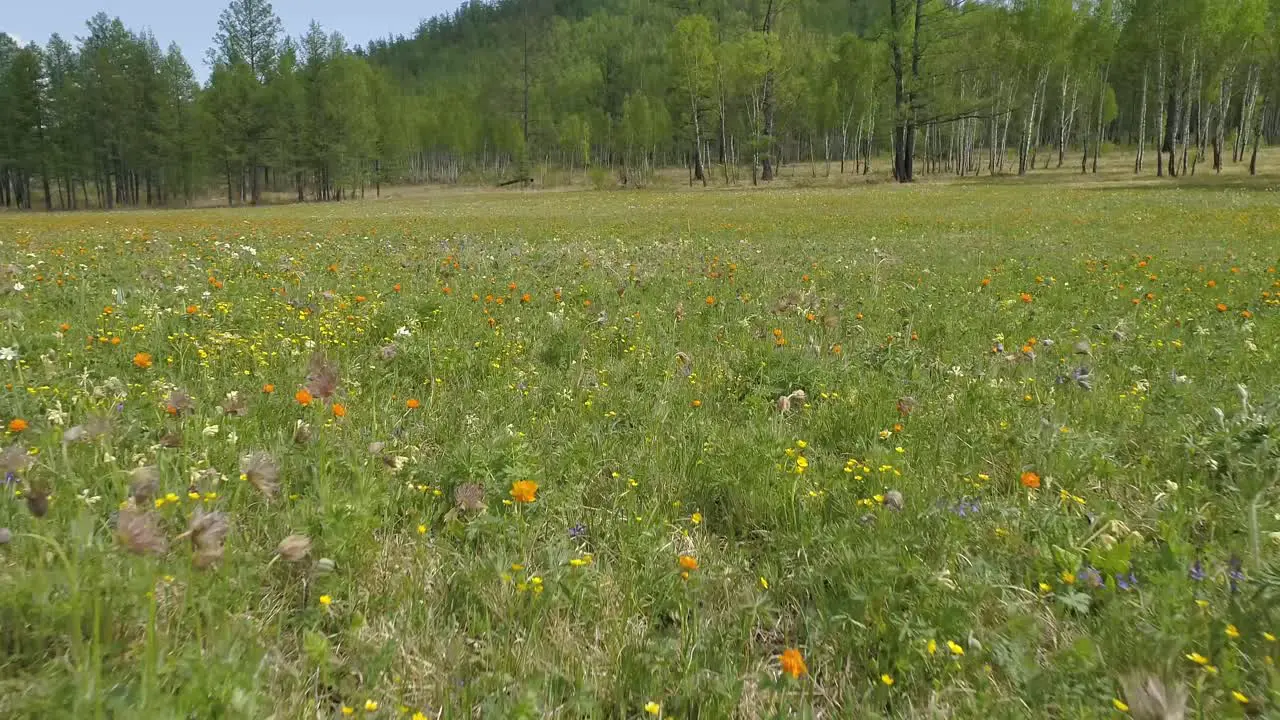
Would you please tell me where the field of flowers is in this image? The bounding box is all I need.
[1,182,1279,718]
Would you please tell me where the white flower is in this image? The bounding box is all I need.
[202,425,220,437]
[174,285,188,293]
[46,402,68,426]
[12,282,24,292]
[0,346,16,362]
[225,430,238,445]
[395,326,412,338]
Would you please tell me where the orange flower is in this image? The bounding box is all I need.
[678,555,699,571]
[705,296,716,306]
[691,399,702,408]
[406,398,421,409]
[262,383,275,394]
[1241,310,1253,319]
[1207,280,1217,288]
[510,480,539,503]
[58,323,70,332]
[1020,471,1041,489]
[981,278,991,287]
[295,389,313,406]
[110,337,122,345]
[1216,303,1228,312]
[831,343,842,355]
[393,283,402,292]
[1020,293,1033,303]
[355,296,367,303]
[186,305,199,314]
[521,293,531,304]
[7,418,29,433]
[582,299,592,307]
[133,352,153,369]
[331,403,347,418]
[855,312,864,320]
[779,648,807,678]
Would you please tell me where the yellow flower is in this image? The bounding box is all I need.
[1185,652,1208,665]
[1060,570,1075,584]
[319,595,332,607]
[796,440,807,449]
[1195,599,1209,609]
[759,576,769,590]
[947,640,965,656]
[644,701,661,715]
[880,673,894,686]
[926,639,937,655]
[341,707,354,716]
[1038,582,1053,594]
[417,525,427,535]
[691,512,702,525]
[1112,698,1129,712]
[1232,691,1249,704]
[509,480,538,503]
[1203,665,1218,675]
[364,700,379,711]
[413,713,427,720]
[1226,624,1241,639]
[1265,632,1277,642]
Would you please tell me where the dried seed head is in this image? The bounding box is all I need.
[240,452,280,497]
[158,432,183,448]
[62,426,88,445]
[675,352,693,378]
[305,352,341,399]
[178,509,229,569]
[117,502,168,555]
[164,389,196,415]
[0,527,10,544]
[26,488,49,518]
[292,420,312,445]
[1073,339,1093,355]
[896,396,917,416]
[674,302,684,322]
[220,391,248,417]
[884,490,905,511]
[129,465,160,504]
[0,443,33,475]
[275,534,312,562]
[379,344,398,361]
[454,483,486,512]
[777,389,807,414]
[1120,673,1187,720]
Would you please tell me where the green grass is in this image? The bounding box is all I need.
[2,180,1280,718]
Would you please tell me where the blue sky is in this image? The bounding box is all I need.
[3,1,464,79]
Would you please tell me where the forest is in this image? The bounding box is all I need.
[1,0,1279,209]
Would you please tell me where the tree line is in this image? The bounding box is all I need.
[2,0,1279,210]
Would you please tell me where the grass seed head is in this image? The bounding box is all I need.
[275,534,312,562]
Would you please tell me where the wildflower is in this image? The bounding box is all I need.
[1189,560,1205,582]
[947,640,965,656]
[332,403,347,418]
[295,389,313,406]
[262,383,275,394]
[1265,632,1276,642]
[705,295,716,306]
[1228,556,1244,593]
[644,702,661,716]
[1111,698,1128,712]
[1226,624,1241,640]
[509,480,538,503]
[319,595,332,606]
[881,673,894,686]
[691,512,702,525]
[275,534,312,562]
[1185,652,1208,666]
[133,352,153,369]
[417,524,426,535]
[0,346,16,362]
[1216,303,1228,312]
[1020,471,1041,489]
[1077,566,1103,588]
[779,648,807,678]
[341,707,353,716]
[305,352,341,399]
[364,700,378,711]
[568,522,587,539]
[926,639,937,655]
[691,399,702,408]
[1020,292,1033,303]
[759,576,769,590]
[176,509,229,569]
[240,451,280,497]
[117,502,168,555]
[6,419,28,433]
[406,398,420,409]
[1116,572,1137,591]
[1038,582,1053,593]
[1232,691,1248,704]
[678,555,699,571]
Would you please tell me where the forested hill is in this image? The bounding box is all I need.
[2,0,1279,211]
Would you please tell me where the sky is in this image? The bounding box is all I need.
[3,0,464,79]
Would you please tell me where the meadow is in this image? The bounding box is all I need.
[1,177,1279,718]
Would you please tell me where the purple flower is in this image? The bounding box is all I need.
[2,472,15,487]
[1077,566,1104,589]
[1116,572,1137,591]
[1190,560,1206,582]
[568,523,587,540]
[1228,556,1245,593]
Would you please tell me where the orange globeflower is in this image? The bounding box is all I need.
[262,384,275,394]
[7,418,29,433]
[981,278,991,287]
[331,403,347,418]
[186,305,199,314]
[510,480,539,503]
[1020,293,1034,303]
[520,293,531,304]
[1241,310,1253,319]
[133,352,153,369]
[705,296,716,306]
[1216,303,1228,312]
[1020,471,1041,489]
[406,398,421,409]
[779,648,808,678]
[295,389,313,406]
[59,323,71,332]
[678,555,699,571]
[691,399,702,408]
[393,283,402,292]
